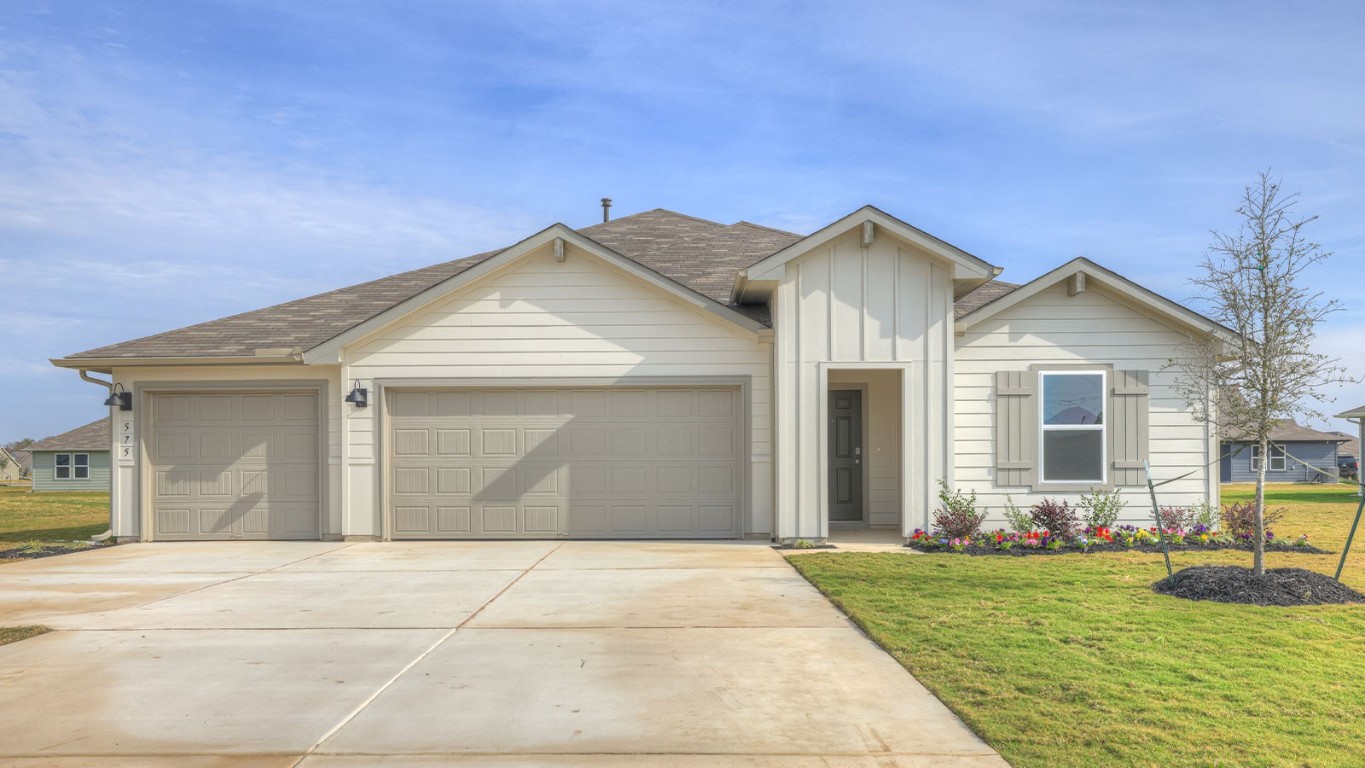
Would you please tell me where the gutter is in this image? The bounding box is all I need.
[75,370,115,543]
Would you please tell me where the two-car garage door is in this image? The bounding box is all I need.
[387,387,742,539]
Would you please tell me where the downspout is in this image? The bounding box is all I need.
[76,370,116,543]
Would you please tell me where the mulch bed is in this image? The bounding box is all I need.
[1153,565,1365,606]
[0,543,109,561]
[904,540,1329,557]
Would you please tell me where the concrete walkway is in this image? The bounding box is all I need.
[0,541,1006,766]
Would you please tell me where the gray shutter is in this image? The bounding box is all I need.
[995,370,1036,487]
[1110,370,1150,486]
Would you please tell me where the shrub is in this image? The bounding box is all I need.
[932,480,986,538]
[1002,495,1035,534]
[1222,501,1285,539]
[1189,500,1220,530]
[1158,506,1195,532]
[1030,498,1081,541]
[1078,488,1126,529]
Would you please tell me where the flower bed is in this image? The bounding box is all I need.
[906,526,1326,556]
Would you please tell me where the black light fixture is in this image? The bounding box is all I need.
[103,383,132,411]
[344,380,368,408]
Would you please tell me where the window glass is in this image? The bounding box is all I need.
[1040,372,1106,483]
[1042,429,1105,481]
[55,453,70,479]
[1043,374,1103,425]
[74,454,89,480]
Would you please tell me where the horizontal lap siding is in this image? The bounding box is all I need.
[954,282,1213,526]
[346,247,773,536]
[31,451,110,492]
[1223,440,1339,483]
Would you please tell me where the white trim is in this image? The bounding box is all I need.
[956,257,1236,341]
[1037,370,1107,486]
[745,206,997,284]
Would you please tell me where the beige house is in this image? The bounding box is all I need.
[0,446,27,483]
[53,206,1230,542]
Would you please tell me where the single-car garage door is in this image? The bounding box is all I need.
[150,391,321,540]
[388,387,742,539]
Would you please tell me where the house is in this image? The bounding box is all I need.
[1336,406,1365,494]
[51,206,1230,542]
[25,417,112,492]
[1219,420,1349,483]
[0,446,27,483]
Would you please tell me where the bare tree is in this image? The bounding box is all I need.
[1169,172,1353,575]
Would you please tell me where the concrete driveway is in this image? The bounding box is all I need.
[0,541,1006,767]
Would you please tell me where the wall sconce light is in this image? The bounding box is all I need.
[103,383,132,411]
[344,380,368,408]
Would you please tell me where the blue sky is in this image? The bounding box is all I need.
[3,1,1364,442]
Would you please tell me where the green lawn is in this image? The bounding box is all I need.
[791,483,1365,768]
[0,485,109,542]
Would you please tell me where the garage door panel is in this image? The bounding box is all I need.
[388,387,740,539]
[152,392,320,541]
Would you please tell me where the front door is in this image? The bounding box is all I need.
[828,390,864,524]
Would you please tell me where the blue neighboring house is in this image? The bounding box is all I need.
[1220,419,1349,483]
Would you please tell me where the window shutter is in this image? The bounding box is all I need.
[995,370,1036,487]
[1110,370,1149,486]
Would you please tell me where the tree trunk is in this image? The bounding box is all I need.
[1254,438,1268,576]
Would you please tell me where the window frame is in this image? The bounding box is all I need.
[53,453,90,480]
[1251,444,1287,472]
[1037,370,1108,485]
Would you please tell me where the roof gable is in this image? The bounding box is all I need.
[29,417,110,452]
[743,205,999,289]
[955,257,1234,340]
[303,223,771,364]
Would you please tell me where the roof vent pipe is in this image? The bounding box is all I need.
[601,197,612,222]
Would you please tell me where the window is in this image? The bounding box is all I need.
[1251,445,1287,472]
[54,453,89,480]
[1039,371,1106,483]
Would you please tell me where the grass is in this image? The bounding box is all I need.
[790,483,1365,768]
[0,484,109,543]
[0,626,50,646]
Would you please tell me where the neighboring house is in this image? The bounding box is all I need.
[1220,420,1349,483]
[52,206,1231,542]
[0,446,26,482]
[1336,406,1365,494]
[27,418,112,492]
[1328,431,1359,461]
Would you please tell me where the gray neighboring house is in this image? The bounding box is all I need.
[27,418,111,492]
[1220,419,1349,483]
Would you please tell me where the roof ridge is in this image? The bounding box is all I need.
[730,220,803,237]
[578,207,728,233]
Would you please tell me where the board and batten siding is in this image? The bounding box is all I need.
[954,281,1217,525]
[30,450,111,492]
[775,229,954,539]
[344,242,774,537]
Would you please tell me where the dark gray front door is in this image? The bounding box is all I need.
[828,390,864,523]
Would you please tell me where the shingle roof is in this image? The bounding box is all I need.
[61,207,999,361]
[953,280,1020,318]
[27,417,110,452]
[1223,419,1353,444]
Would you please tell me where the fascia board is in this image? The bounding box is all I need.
[746,206,996,281]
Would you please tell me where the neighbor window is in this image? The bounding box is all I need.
[1251,445,1287,472]
[1039,371,1106,483]
[54,453,89,480]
